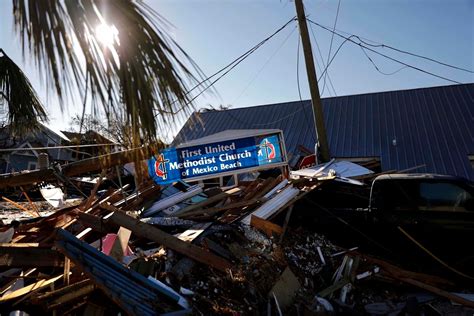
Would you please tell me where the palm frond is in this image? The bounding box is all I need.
[0,49,48,136]
[13,0,207,142]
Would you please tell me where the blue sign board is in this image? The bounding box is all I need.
[148,133,285,185]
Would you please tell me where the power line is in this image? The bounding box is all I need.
[316,22,473,74]
[322,0,341,96]
[359,46,408,76]
[356,36,473,74]
[231,24,298,105]
[308,19,464,84]
[308,18,337,96]
[0,143,118,152]
[154,17,298,118]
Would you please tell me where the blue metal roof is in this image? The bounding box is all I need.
[54,229,184,315]
[173,84,474,180]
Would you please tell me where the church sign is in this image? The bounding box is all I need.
[148,131,287,185]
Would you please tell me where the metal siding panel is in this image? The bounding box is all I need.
[380,93,393,170]
[412,89,437,174]
[173,84,474,179]
[360,94,368,157]
[394,90,409,170]
[443,86,473,178]
[432,87,466,177]
[323,98,335,152]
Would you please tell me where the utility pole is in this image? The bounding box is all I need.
[294,0,330,162]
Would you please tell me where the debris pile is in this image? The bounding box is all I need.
[0,161,473,315]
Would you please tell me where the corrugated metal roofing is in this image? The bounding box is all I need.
[55,229,183,315]
[173,84,474,180]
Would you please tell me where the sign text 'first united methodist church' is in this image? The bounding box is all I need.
[148,132,287,185]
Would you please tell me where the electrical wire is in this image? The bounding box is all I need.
[0,142,118,152]
[308,19,466,84]
[398,226,474,280]
[315,21,474,74]
[359,46,408,75]
[357,36,473,74]
[322,0,341,95]
[231,24,298,105]
[153,17,298,118]
[309,21,337,96]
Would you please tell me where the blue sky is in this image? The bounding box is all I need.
[0,0,473,140]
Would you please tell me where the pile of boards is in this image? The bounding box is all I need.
[0,170,473,315]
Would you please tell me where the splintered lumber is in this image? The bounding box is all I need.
[173,187,242,216]
[244,177,281,200]
[250,215,283,237]
[81,170,106,211]
[33,279,95,310]
[0,146,151,189]
[0,247,64,267]
[109,227,132,261]
[0,275,63,302]
[400,278,474,308]
[180,197,266,219]
[2,196,39,218]
[356,252,454,288]
[107,211,232,272]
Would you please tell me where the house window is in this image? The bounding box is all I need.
[27,161,37,170]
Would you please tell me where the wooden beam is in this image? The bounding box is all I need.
[0,247,64,267]
[2,196,39,218]
[109,227,132,262]
[250,215,283,237]
[0,275,63,302]
[0,146,152,189]
[180,197,266,218]
[107,211,232,272]
[173,187,242,216]
[47,283,95,310]
[0,243,40,247]
[400,277,474,308]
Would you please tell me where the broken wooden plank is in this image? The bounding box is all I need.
[0,275,63,302]
[400,277,474,308]
[173,187,242,216]
[0,146,152,189]
[181,197,266,218]
[0,247,64,268]
[0,243,40,247]
[109,227,132,262]
[81,170,107,211]
[107,211,232,272]
[40,280,95,310]
[250,215,283,237]
[355,252,454,288]
[2,196,39,218]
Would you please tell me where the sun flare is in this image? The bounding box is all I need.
[95,23,119,48]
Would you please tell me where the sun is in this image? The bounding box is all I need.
[95,23,119,48]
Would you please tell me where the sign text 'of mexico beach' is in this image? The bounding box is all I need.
[148,130,287,185]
